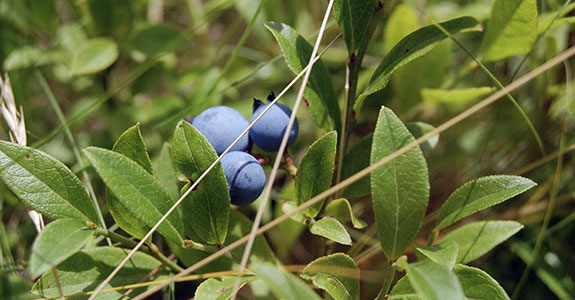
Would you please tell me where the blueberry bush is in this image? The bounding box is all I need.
[0,0,574,299]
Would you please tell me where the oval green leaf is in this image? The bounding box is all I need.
[405,122,439,157]
[390,264,510,300]
[107,124,153,240]
[421,87,496,110]
[170,121,230,245]
[480,0,538,62]
[413,240,458,270]
[436,175,536,231]
[84,147,184,245]
[129,25,189,55]
[439,221,523,264]
[406,260,465,300]
[32,247,169,299]
[296,131,337,217]
[358,17,479,105]
[153,142,180,200]
[333,0,378,53]
[302,253,360,300]
[324,198,367,229]
[195,276,253,300]
[0,141,99,224]
[370,107,430,260]
[453,264,510,300]
[264,22,341,132]
[310,217,352,246]
[71,38,118,76]
[252,263,322,300]
[29,219,94,279]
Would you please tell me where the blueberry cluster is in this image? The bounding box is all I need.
[187,92,298,206]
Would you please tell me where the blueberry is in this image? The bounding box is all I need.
[186,106,250,155]
[249,92,298,152]
[220,151,266,205]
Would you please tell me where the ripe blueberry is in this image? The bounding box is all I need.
[186,106,250,155]
[220,151,266,205]
[249,92,298,152]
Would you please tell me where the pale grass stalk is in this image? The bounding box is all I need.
[0,74,44,232]
[132,45,575,300]
[229,0,335,298]
[86,35,341,300]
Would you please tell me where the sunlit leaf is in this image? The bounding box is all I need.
[265,22,341,132]
[170,121,230,245]
[480,0,538,62]
[29,219,94,279]
[0,141,99,224]
[439,221,523,263]
[310,217,352,246]
[436,176,536,231]
[302,253,360,300]
[296,131,337,217]
[370,107,429,260]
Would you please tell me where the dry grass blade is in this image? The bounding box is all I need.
[132,45,575,300]
[86,34,342,300]
[229,0,335,299]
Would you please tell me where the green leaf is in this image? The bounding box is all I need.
[436,175,536,231]
[264,22,341,132]
[281,201,307,224]
[84,147,184,245]
[439,221,523,264]
[301,253,360,300]
[390,264,510,300]
[340,134,372,199]
[107,124,153,240]
[406,260,465,300]
[324,198,367,229]
[0,141,99,224]
[370,107,429,260]
[332,0,377,53]
[453,264,510,300]
[195,276,253,300]
[480,0,538,62]
[405,122,439,157]
[170,121,229,245]
[310,217,352,246]
[389,276,418,300]
[129,25,189,55]
[29,219,94,279]
[32,247,169,299]
[422,87,496,110]
[87,0,134,35]
[383,5,453,113]
[358,17,479,106]
[252,263,322,300]
[413,240,458,270]
[153,142,180,200]
[71,38,119,76]
[296,131,337,217]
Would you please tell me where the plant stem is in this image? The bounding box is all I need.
[94,229,184,273]
[336,2,383,188]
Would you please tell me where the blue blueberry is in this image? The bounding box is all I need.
[187,106,250,155]
[220,151,266,205]
[249,92,298,152]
